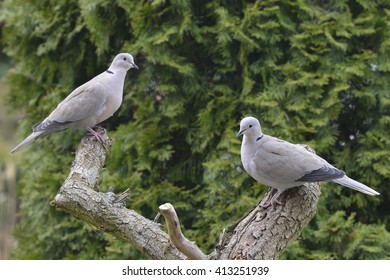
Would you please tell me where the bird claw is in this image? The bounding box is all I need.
[95,126,106,135]
[87,127,106,143]
[260,189,285,210]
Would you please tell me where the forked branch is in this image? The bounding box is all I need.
[51,133,320,260]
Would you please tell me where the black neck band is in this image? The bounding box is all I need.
[256,135,263,141]
[106,69,114,74]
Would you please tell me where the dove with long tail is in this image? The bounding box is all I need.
[10,53,138,154]
[237,116,379,208]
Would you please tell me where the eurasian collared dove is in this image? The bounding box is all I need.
[237,116,380,208]
[10,53,138,154]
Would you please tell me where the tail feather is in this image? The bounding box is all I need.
[333,176,380,196]
[10,131,44,154]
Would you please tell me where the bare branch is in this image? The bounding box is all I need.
[159,203,207,260]
[211,183,320,259]
[51,134,319,260]
[50,133,186,260]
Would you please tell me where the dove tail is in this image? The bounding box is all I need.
[333,176,380,196]
[10,131,45,154]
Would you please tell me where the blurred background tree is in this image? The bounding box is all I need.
[1,18,17,259]
[0,0,389,259]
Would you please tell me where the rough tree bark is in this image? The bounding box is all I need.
[51,133,320,260]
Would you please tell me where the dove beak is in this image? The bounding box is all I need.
[236,129,245,137]
[131,62,139,70]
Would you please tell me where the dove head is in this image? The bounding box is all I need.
[236,116,263,140]
[110,53,139,71]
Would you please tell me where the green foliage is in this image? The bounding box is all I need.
[284,210,390,259]
[1,0,390,259]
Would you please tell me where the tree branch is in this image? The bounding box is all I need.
[50,133,186,260]
[211,182,320,259]
[159,203,207,260]
[51,134,320,260]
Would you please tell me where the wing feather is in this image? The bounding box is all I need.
[296,165,345,182]
[48,81,107,123]
[249,136,329,183]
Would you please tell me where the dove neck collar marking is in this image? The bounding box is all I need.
[256,135,264,141]
[106,69,114,74]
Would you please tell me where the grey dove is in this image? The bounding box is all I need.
[10,53,138,154]
[237,116,379,208]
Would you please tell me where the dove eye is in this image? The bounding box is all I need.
[249,125,253,128]
[123,57,127,61]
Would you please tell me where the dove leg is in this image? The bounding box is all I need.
[87,127,105,143]
[95,126,106,135]
[260,189,285,209]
